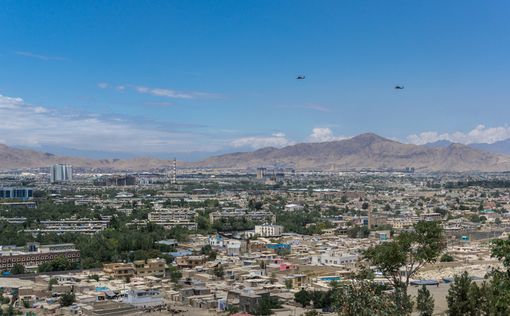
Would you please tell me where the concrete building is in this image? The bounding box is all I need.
[176,256,208,269]
[283,274,307,289]
[102,262,136,279]
[148,210,197,230]
[103,258,166,279]
[0,242,80,271]
[255,224,284,237]
[0,217,27,224]
[284,204,304,212]
[24,219,110,235]
[154,220,198,230]
[122,288,164,307]
[133,258,166,278]
[93,175,137,186]
[50,164,73,183]
[421,212,443,221]
[310,252,359,266]
[0,187,33,201]
[148,210,196,222]
[81,301,138,316]
[0,201,36,208]
[256,168,267,179]
[209,209,275,224]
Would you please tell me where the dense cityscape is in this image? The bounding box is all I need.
[0,164,509,315]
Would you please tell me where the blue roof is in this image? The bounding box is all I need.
[95,287,110,292]
[267,243,291,249]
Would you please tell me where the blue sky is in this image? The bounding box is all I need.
[1,0,510,159]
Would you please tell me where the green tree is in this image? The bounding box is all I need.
[213,265,224,279]
[446,271,478,315]
[88,274,100,282]
[335,280,398,316]
[166,265,182,283]
[251,295,280,315]
[347,226,370,238]
[59,292,75,307]
[7,305,14,316]
[294,288,310,307]
[364,221,444,315]
[440,253,454,262]
[225,305,240,315]
[38,255,77,272]
[10,263,25,275]
[467,282,484,316]
[485,237,510,315]
[416,285,434,316]
[48,278,58,291]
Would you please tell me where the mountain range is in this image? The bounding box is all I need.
[2,133,510,172]
[197,133,510,172]
[424,139,510,155]
[0,144,176,171]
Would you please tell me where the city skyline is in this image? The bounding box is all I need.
[1,1,510,158]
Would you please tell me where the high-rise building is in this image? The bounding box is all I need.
[256,168,266,179]
[50,164,73,183]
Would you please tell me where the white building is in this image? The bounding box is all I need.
[284,204,304,212]
[226,240,242,256]
[310,251,359,266]
[148,210,196,222]
[24,219,110,235]
[122,288,164,307]
[255,224,284,237]
[50,164,73,183]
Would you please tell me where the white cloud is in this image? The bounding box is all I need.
[0,95,24,108]
[133,85,219,99]
[307,127,347,143]
[407,125,510,145]
[303,104,331,112]
[0,93,224,153]
[140,87,194,99]
[16,51,66,61]
[34,106,48,113]
[98,83,219,100]
[231,132,293,149]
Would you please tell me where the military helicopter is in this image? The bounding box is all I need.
[395,85,404,90]
[296,75,306,80]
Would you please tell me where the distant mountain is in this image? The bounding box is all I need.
[424,140,455,148]
[3,133,510,172]
[196,133,510,172]
[424,138,510,156]
[470,138,510,155]
[25,144,235,161]
[0,144,178,171]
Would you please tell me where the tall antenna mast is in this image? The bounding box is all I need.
[172,158,177,184]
